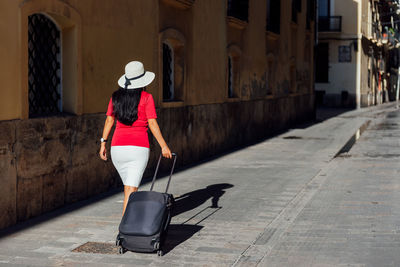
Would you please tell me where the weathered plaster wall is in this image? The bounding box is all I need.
[0,94,314,229]
[0,115,119,229]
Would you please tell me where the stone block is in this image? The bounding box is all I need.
[71,131,99,167]
[70,115,106,167]
[17,176,43,221]
[0,120,17,228]
[16,138,69,179]
[15,118,70,179]
[42,171,66,213]
[65,166,88,204]
[87,159,116,197]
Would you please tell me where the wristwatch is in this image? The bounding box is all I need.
[100,138,107,143]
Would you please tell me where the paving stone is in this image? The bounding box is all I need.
[1,104,400,266]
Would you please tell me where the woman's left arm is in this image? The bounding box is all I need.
[99,116,115,161]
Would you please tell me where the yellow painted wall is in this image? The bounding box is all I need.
[0,1,21,120]
[0,0,314,120]
[69,0,159,113]
[190,0,227,105]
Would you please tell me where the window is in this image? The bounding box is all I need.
[292,0,301,23]
[28,14,62,117]
[159,28,186,103]
[267,0,281,34]
[227,0,249,22]
[306,0,315,29]
[318,0,330,17]
[163,42,174,101]
[290,58,297,94]
[228,56,233,98]
[21,1,82,119]
[227,54,241,98]
[266,54,276,95]
[227,45,242,99]
[315,43,329,83]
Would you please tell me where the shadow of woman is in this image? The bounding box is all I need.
[172,183,234,217]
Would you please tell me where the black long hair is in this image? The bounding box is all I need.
[112,87,144,125]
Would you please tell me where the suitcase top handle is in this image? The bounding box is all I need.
[150,153,177,193]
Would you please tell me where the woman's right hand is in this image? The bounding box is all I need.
[162,146,172,159]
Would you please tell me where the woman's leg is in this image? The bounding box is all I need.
[122,185,138,216]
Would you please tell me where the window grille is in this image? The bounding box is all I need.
[227,0,249,22]
[28,14,62,118]
[162,43,174,101]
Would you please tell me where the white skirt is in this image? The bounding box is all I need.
[110,146,150,187]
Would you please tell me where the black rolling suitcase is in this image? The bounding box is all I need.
[116,153,177,256]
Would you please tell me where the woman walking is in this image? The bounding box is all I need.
[99,61,172,215]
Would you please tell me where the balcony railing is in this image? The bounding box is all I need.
[318,16,342,32]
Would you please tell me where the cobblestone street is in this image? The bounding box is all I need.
[1,103,399,266]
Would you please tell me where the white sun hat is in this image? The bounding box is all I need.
[117,61,155,89]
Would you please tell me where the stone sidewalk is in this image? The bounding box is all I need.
[0,103,398,266]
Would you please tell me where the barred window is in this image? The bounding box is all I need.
[163,42,174,101]
[28,13,62,117]
[160,28,185,104]
[227,45,241,99]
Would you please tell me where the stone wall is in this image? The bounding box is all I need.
[0,93,314,229]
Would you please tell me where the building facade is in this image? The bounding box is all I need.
[0,0,316,229]
[315,0,400,108]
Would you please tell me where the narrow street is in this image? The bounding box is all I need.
[0,103,399,266]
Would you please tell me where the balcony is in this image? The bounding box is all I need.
[318,16,342,32]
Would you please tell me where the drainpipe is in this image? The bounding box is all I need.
[355,0,362,109]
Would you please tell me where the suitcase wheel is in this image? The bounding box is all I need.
[118,246,127,254]
[115,233,121,246]
[157,250,164,257]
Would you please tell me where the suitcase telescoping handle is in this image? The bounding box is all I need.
[150,152,177,193]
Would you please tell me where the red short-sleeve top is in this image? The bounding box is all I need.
[106,91,157,148]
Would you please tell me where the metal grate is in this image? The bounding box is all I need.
[163,43,174,101]
[72,242,118,254]
[28,14,61,118]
